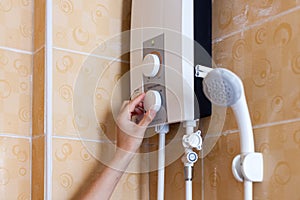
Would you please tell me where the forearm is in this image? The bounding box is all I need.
[81,94,155,199]
[81,150,135,200]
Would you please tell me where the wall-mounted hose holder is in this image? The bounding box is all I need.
[232,153,264,182]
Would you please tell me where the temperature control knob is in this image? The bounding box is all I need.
[142,54,160,77]
[144,90,162,112]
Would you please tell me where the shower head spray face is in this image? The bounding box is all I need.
[202,68,243,107]
[203,68,255,153]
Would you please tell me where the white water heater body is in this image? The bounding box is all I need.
[130,0,195,125]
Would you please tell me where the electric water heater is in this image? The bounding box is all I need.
[130,0,212,125]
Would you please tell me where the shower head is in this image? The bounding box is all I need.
[202,68,243,107]
[203,68,254,153]
[203,68,263,199]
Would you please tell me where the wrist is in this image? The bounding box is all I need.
[109,149,135,171]
[117,142,140,153]
[116,127,143,153]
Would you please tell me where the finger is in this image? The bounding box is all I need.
[128,93,146,112]
[133,107,144,115]
[120,100,129,111]
[118,100,130,118]
[138,109,156,127]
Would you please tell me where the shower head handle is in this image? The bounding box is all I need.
[231,94,255,153]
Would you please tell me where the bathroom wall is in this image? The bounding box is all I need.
[49,0,149,199]
[0,1,33,199]
[1,0,148,199]
[206,0,300,199]
[3,1,300,200]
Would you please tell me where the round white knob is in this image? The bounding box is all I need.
[142,54,160,77]
[144,90,162,112]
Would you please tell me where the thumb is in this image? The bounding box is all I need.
[138,109,156,127]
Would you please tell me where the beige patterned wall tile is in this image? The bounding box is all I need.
[0,136,31,199]
[212,9,300,132]
[254,121,300,200]
[208,2,300,200]
[32,48,45,136]
[0,50,32,136]
[110,172,148,200]
[52,138,103,199]
[52,50,83,138]
[203,133,242,200]
[0,0,34,51]
[52,0,131,60]
[34,0,45,50]
[53,49,129,141]
[52,138,145,199]
[32,136,45,200]
[212,0,299,39]
[204,120,300,200]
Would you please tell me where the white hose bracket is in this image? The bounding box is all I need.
[182,130,202,150]
[195,64,213,78]
[155,124,169,134]
[232,152,264,182]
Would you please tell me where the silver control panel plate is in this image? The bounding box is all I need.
[143,34,167,125]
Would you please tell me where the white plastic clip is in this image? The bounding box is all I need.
[195,64,213,78]
[182,130,202,150]
[232,153,264,182]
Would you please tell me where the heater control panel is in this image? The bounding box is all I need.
[143,34,167,125]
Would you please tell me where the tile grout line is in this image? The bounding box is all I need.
[1,118,299,141]
[212,5,300,44]
[52,135,115,143]
[0,133,31,140]
[0,44,128,64]
[32,134,46,139]
[53,46,129,64]
[210,117,300,137]
[43,117,300,143]
[33,45,45,55]
[0,45,129,64]
[253,117,300,130]
[0,46,33,55]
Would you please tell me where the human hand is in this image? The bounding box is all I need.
[116,93,156,153]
